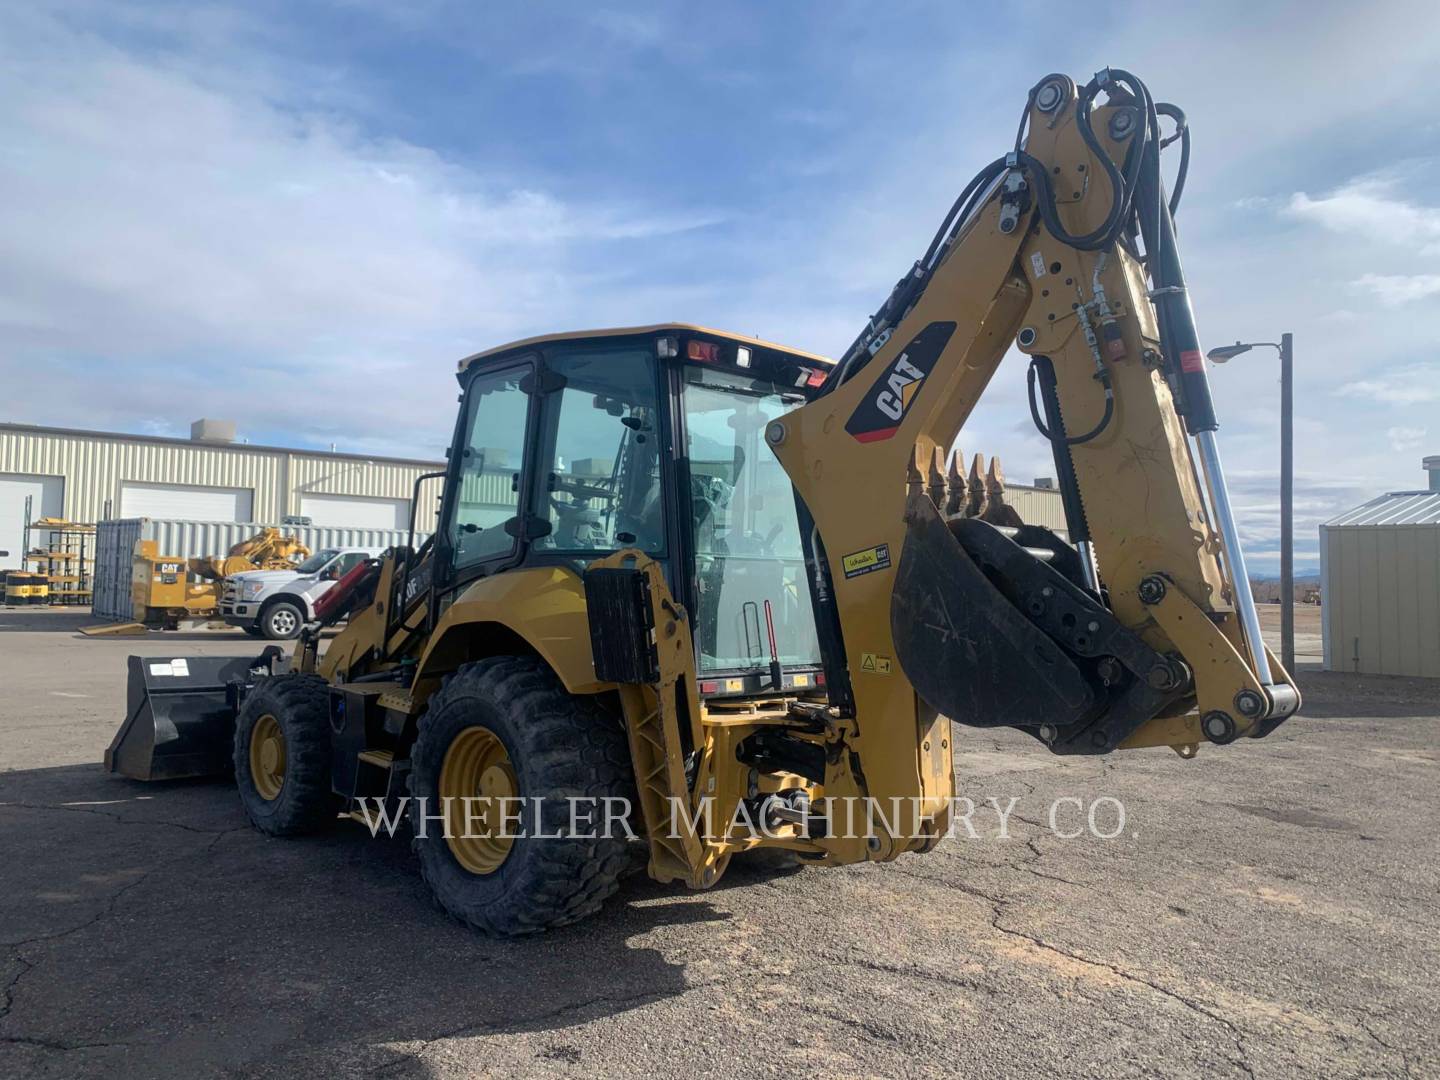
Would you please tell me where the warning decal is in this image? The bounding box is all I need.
[841,543,891,579]
[859,653,893,675]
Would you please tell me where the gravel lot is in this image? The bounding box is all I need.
[1,606,1435,1078]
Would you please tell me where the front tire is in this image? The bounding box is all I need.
[233,674,336,835]
[260,599,305,640]
[410,656,634,936]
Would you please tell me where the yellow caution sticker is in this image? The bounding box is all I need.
[841,543,892,579]
[792,673,810,687]
[859,653,892,675]
[725,678,744,693]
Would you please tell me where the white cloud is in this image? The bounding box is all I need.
[0,9,722,455]
[1387,426,1427,453]
[1284,175,1440,255]
[1354,273,1440,306]
[1337,364,1440,406]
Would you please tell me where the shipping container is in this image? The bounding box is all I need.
[91,518,431,621]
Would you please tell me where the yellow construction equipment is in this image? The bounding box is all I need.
[123,529,311,626]
[187,527,310,582]
[108,68,1300,934]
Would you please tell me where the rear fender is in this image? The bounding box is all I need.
[412,567,605,704]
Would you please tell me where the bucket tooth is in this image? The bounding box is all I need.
[926,447,947,509]
[944,450,966,517]
[905,446,926,498]
[982,455,1025,528]
[966,453,989,519]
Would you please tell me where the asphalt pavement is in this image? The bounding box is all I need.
[1,607,1435,1078]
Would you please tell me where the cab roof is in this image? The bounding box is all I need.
[457,323,834,371]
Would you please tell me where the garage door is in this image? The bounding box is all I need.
[0,473,65,570]
[120,482,254,522]
[299,493,410,530]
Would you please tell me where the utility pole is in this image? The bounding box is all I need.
[1207,332,1297,675]
[1280,332,1294,674]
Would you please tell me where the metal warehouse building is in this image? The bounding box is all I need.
[0,419,443,569]
[1320,456,1440,678]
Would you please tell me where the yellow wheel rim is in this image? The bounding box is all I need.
[438,725,518,875]
[249,714,286,801]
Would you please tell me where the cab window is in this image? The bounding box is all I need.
[449,365,530,569]
[531,345,663,555]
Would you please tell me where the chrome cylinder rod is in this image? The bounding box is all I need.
[1194,428,1274,687]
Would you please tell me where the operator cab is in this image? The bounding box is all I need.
[442,325,833,698]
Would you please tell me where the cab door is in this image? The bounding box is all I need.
[434,359,537,607]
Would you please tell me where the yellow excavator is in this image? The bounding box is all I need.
[106,68,1300,935]
[187,527,311,583]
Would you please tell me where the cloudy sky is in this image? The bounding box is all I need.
[3,0,1438,572]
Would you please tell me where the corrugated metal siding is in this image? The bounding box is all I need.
[91,518,433,621]
[0,426,443,529]
[1320,522,1440,677]
[92,518,143,620]
[288,456,445,530]
[1006,485,1067,535]
[1326,490,1440,527]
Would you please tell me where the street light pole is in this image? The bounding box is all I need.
[1206,333,1296,675]
[1279,332,1294,674]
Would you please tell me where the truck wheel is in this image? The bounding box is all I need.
[260,599,304,640]
[233,674,336,835]
[410,656,634,936]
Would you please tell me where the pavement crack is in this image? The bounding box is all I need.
[0,1034,132,1053]
[1019,837,1082,886]
[988,910,1255,1078]
[0,827,242,1042]
[1360,1020,1416,1079]
[0,800,237,836]
[0,955,34,1023]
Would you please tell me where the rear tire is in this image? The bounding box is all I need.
[234,674,336,835]
[260,600,305,640]
[410,656,634,936]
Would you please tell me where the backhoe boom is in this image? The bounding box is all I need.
[766,70,1299,847]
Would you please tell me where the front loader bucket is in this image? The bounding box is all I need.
[104,654,263,781]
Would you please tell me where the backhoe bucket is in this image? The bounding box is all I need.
[104,654,265,781]
[890,494,1183,754]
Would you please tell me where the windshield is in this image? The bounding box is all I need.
[295,549,341,574]
[683,366,822,675]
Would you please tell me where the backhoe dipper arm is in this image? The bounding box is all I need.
[767,70,1299,849]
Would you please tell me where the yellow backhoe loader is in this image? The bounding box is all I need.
[106,68,1300,934]
[187,527,311,582]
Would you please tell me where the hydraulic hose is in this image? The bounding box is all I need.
[1027,359,1114,446]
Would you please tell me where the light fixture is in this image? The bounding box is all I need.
[1206,341,1254,363]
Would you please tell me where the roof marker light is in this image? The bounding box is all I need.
[735,346,752,368]
[656,336,678,358]
[687,340,721,363]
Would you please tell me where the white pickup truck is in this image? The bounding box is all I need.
[220,546,385,639]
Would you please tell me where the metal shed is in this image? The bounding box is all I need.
[1320,462,1440,677]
